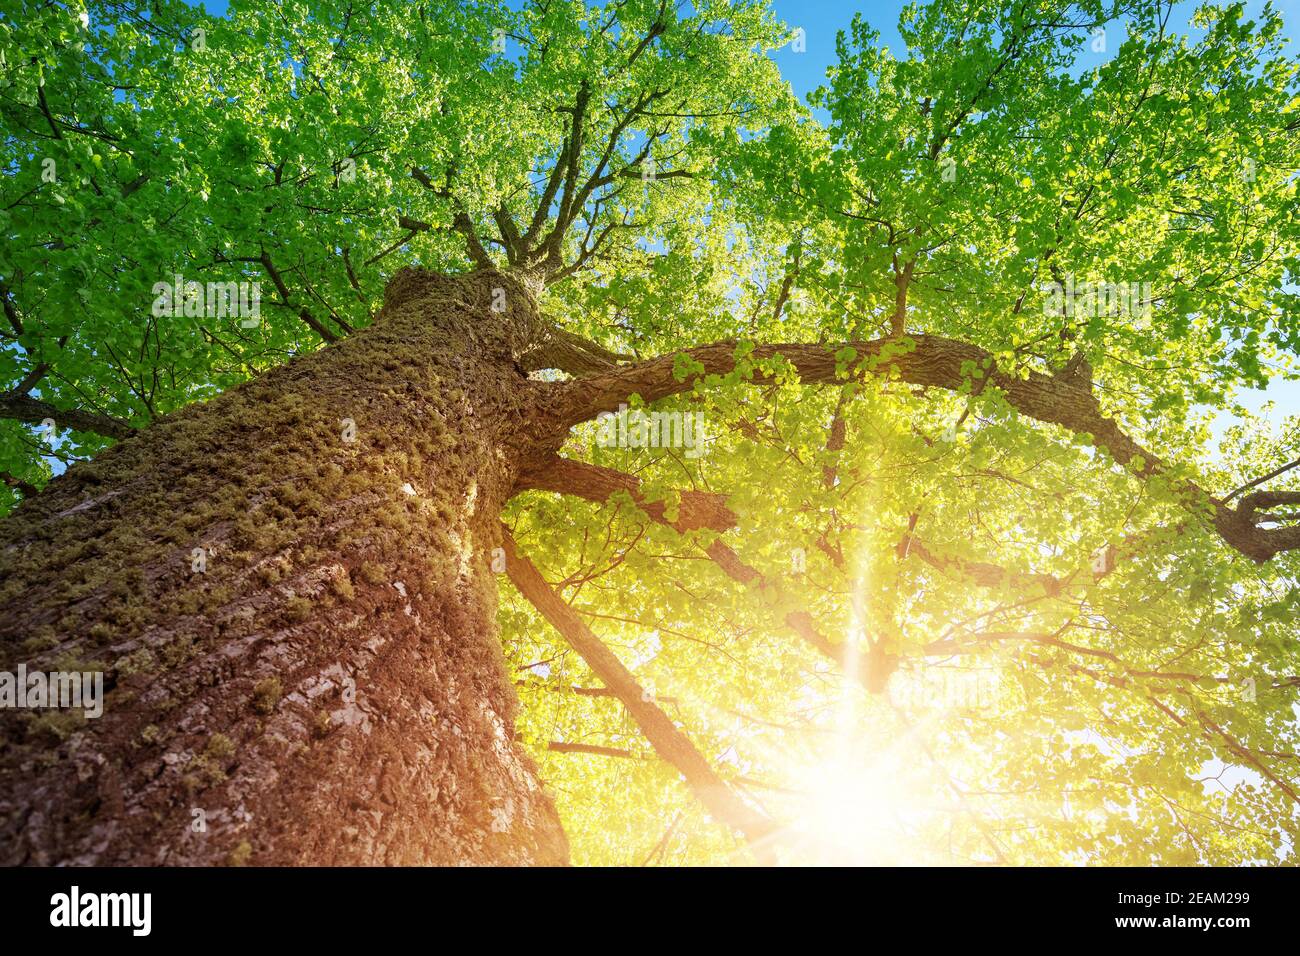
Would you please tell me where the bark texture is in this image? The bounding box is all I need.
[0,269,570,865]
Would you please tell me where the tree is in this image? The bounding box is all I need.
[0,0,1296,865]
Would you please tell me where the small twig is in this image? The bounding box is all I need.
[1224,456,1300,503]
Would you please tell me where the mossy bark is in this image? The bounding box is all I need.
[0,269,570,865]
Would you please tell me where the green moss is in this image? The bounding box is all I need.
[357,561,386,585]
[159,635,194,668]
[256,562,284,585]
[116,646,157,676]
[20,630,59,656]
[26,710,86,743]
[50,651,102,674]
[284,595,313,622]
[201,585,233,612]
[330,576,355,601]
[106,601,149,633]
[207,733,236,759]
[228,842,253,867]
[173,590,204,615]
[33,749,61,770]
[252,677,282,715]
[182,735,235,792]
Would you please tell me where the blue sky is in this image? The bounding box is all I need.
[766,0,1300,98]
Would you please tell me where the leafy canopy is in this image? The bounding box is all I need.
[3,0,1300,864]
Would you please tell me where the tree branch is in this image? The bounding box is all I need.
[518,324,632,377]
[409,166,495,269]
[0,391,133,441]
[500,525,776,860]
[0,471,39,498]
[1224,457,1300,503]
[513,456,893,692]
[514,455,735,533]
[547,741,646,759]
[257,253,340,343]
[557,334,1300,562]
[903,534,1068,597]
[0,281,24,337]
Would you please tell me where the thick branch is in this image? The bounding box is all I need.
[518,325,631,377]
[0,281,24,337]
[547,741,645,759]
[0,471,39,498]
[0,392,133,441]
[452,212,495,270]
[540,80,592,266]
[500,526,775,859]
[409,166,495,269]
[514,455,734,533]
[904,535,1067,597]
[518,680,679,705]
[558,334,1299,562]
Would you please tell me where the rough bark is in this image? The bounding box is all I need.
[0,269,570,865]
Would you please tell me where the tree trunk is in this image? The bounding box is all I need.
[0,269,571,865]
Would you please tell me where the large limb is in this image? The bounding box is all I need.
[903,532,1070,597]
[514,454,735,532]
[518,324,633,378]
[0,325,132,442]
[556,334,1300,562]
[0,471,38,498]
[499,526,776,861]
[0,390,133,441]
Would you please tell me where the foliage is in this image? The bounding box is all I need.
[3,0,1299,864]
